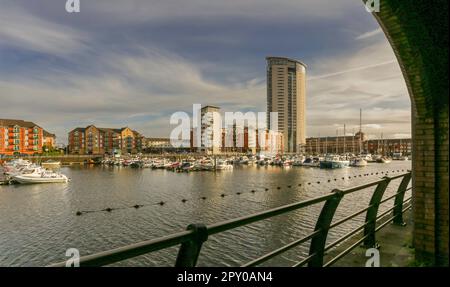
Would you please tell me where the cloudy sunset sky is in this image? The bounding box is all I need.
[0,0,411,144]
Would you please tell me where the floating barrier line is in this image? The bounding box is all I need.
[74,169,406,216]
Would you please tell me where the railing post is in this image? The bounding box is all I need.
[308,190,344,267]
[363,177,391,248]
[175,224,208,267]
[393,172,412,226]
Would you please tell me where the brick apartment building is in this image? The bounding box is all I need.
[0,119,44,155]
[68,125,144,155]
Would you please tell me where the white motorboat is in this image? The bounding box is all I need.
[215,160,233,170]
[13,171,68,184]
[350,158,368,167]
[376,156,392,163]
[41,160,61,169]
[301,157,321,167]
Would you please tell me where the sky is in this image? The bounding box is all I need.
[0,0,411,144]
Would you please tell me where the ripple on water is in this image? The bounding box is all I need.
[0,161,411,266]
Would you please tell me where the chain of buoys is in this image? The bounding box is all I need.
[74,169,409,216]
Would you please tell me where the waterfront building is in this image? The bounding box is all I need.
[366,138,412,156]
[43,130,56,149]
[68,125,144,155]
[219,127,284,155]
[0,119,44,155]
[305,132,412,156]
[199,105,221,154]
[266,56,306,153]
[144,137,173,153]
[305,131,367,155]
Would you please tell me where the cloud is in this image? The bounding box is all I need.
[0,5,88,56]
[364,124,382,129]
[306,39,411,138]
[393,133,412,139]
[0,0,411,144]
[309,60,396,81]
[355,28,383,40]
[0,46,266,142]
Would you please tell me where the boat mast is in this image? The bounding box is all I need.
[336,129,338,154]
[318,133,320,155]
[359,108,362,154]
[343,124,346,156]
[352,128,355,154]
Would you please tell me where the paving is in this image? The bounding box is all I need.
[327,209,414,267]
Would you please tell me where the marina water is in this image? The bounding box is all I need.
[0,161,411,266]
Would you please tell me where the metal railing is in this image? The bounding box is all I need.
[48,172,412,267]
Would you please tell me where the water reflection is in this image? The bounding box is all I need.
[0,161,411,266]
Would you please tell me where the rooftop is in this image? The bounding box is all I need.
[0,119,41,129]
[266,56,307,68]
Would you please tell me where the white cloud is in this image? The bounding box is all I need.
[306,38,411,138]
[364,124,382,129]
[0,6,88,56]
[355,28,383,40]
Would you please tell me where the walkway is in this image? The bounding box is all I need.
[329,209,414,267]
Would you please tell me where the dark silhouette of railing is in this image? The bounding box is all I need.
[49,172,412,267]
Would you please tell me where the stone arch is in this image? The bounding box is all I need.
[365,0,448,265]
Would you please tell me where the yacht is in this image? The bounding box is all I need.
[301,157,321,167]
[320,155,350,169]
[13,172,69,184]
[376,156,392,163]
[350,157,368,167]
[215,160,233,170]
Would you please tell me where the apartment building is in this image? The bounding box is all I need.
[68,125,143,155]
[0,119,44,155]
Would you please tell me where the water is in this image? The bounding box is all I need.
[0,161,411,267]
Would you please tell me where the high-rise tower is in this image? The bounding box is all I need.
[266,57,306,153]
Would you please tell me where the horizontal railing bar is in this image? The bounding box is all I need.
[337,172,410,196]
[242,230,322,267]
[48,230,194,267]
[340,181,382,195]
[207,194,335,235]
[324,200,412,267]
[325,222,367,252]
[48,173,412,267]
[292,253,317,267]
[386,173,411,180]
[375,204,411,233]
[376,206,395,221]
[380,187,412,205]
[377,196,412,222]
[323,234,368,267]
[329,206,370,229]
[379,193,400,205]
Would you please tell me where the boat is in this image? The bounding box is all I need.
[215,160,233,170]
[12,170,69,184]
[301,157,321,167]
[239,156,249,165]
[376,156,392,163]
[42,160,61,169]
[177,162,194,172]
[130,161,143,168]
[392,153,409,161]
[320,155,350,169]
[350,157,368,167]
[199,160,214,171]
